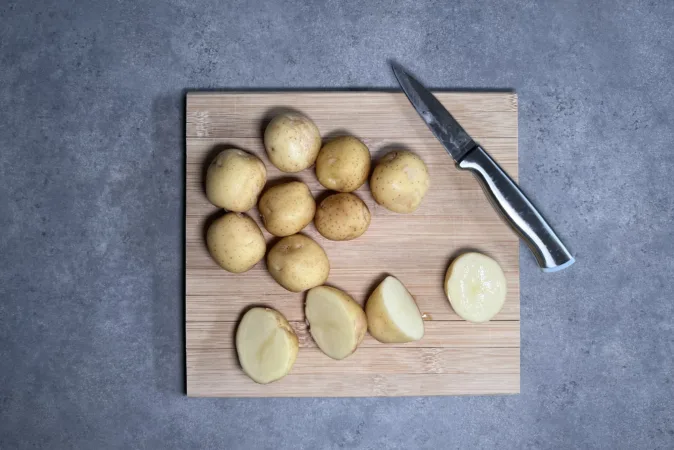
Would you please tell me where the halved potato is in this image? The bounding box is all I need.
[235,307,299,384]
[444,252,507,323]
[305,286,367,360]
[365,276,424,343]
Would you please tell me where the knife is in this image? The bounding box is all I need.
[391,63,574,272]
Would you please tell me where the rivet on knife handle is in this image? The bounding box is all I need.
[458,146,575,272]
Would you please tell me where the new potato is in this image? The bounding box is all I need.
[267,234,330,292]
[258,181,316,236]
[205,148,267,211]
[370,150,430,213]
[315,136,371,192]
[236,307,299,384]
[314,193,370,241]
[264,113,322,172]
[305,286,367,360]
[206,212,266,273]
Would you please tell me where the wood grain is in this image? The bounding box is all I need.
[185,91,520,397]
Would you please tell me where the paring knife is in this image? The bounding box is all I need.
[391,63,574,272]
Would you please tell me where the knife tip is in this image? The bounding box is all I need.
[389,60,407,80]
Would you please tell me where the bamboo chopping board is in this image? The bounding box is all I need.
[186,91,520,397]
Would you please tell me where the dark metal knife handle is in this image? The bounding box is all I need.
[458,146,575,272]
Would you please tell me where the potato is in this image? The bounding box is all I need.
[267,234,330,292]
[366,276,424,343]
[236,307,299,384]
[205,148,267,211]
[258,181,316,237]
[370,150,430,213]
[305,286,367,360]
[264,113,322,173]
[444,252,507,323]
[314,193,370,241]
[315,136,371,192]
[206,212,265,273]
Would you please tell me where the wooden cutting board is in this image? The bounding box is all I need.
[185,91,520,397]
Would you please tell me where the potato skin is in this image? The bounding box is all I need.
[315,136,371,192]
[206,212,266,273]
[264,113,322,173]
[205,148,267,211]
[370,150,430,213]
[267,234,330,292]
[258,181,316,236]
[314,193,371,241]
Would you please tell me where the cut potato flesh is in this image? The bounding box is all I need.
[305,286,367,360]
[236,307,299,384]
[366,276,424,343]
[444,252,507,323]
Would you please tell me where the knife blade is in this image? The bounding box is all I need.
[391,62,575,272]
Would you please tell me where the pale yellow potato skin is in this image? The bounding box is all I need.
[370,150,430,213]
[314,193,371,241]
[206,212,266,273]
[258,181,316,237]
[264,113,322,173]
[305,286,367,360]
[366,278,423,343]
[205,148,267,211]
[236,307,298,384]
[315,136,371,192]
[267,234,330,292]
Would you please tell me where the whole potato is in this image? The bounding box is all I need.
[258,181,316,236]
[370,150,429,213]
[314,193,371,241]
[205,148,267,212]
[315,136,371,192]
[264,113,321,173]
[206,212,266,273]
[267,234,329,292]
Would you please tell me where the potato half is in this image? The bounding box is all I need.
[267,234,330,292]
[370,150,430,213]
[366,276,424,343]
[264,113,322,173]
[444,252,507,323]
[315,136,371,192]
[305,286,367,360]
[205,148,267,212]
[236,307,299,384]
[258,181,316,236]
[314,192,371,241]
[206,212,265,273]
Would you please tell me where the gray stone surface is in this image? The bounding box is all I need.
[1,0,673,448]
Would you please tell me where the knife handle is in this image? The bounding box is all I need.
[458,146,575,272]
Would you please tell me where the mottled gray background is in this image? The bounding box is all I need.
[1,0,673,448]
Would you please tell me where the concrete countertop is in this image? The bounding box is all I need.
[1,1,672,448]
